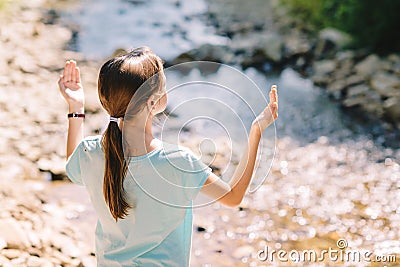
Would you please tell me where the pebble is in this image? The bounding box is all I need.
[0,219,31,249]
[232,245,255,259]
[26,255,42,267]
[1,249,22,260]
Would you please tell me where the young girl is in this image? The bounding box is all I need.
[58,46,278,266]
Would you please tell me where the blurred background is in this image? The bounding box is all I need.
[0,0,399,266]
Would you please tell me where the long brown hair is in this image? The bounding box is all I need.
[98,46,164,220]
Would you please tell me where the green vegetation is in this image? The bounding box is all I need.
[281,0,400,53]
[0,0,11,11]
[0,0,6,10]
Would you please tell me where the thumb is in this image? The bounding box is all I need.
[58,75,65,90]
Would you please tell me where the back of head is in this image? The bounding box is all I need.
[98,46,164,220]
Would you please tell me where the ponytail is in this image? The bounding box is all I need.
[101,121,131,221]
[97,46,164,221]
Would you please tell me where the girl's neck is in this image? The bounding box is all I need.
[123,115,160,157]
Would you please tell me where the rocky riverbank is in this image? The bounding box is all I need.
[169,0,400,142]
[0,0,102,265]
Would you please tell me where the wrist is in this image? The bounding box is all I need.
[250,123,262,139]
[68,105,84,114]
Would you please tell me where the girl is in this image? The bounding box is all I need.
[58,46,278,266]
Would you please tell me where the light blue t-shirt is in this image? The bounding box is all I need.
[66,135,211,266]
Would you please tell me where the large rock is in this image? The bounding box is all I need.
[311,60,337,85]
[313,60,336,75]
[0,156,41,180]
[345,74,365,87]
[257,32,283,63]
[383,97,400,124]
[0,219,31,249]
[170,44,234,65]
[343,85,384,117]
[283,35,312,58]
[355,54,381,77]
[370,71,400,97]
[230,31,283,65]
[346,84,370,98]
[315,28,352,58]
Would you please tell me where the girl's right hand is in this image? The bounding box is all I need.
[58,60,84,112]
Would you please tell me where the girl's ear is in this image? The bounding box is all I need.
[147,95,155,112]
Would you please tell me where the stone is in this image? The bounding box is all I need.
[0,219,31,249]
[360,92,384,117]
[52,250,74,265]
[10,257,27,266]
[347,85,370,97]
[283,35,311,57]
[13,54,39,74]
[0,255,11,266]
[171,44,234,64]
[37,157,66,179]
[370,71,400,97]
[319,28,352,49]
[355,54,381,77]
[51,233,82,258]
[232,245,255,259]
[315,28,352,58]
[327,80,346,93]
[257,32,283,63]
[313,60,336,76]
[383,97,400,123]
[1,249,22,260]
[336,50,355,62]
[346,75,365,87]
[343,96,364,107]
[0,237,6,250]
[312,60,337,85]
[26,256,43,267]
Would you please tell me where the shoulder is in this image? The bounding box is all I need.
[66,135,103,185]
[71,135,103,162]
[161,142,199,160]
[160,142,210,174]
[80,135,103,153]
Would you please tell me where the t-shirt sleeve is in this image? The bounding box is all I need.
[65,142,85,185]
[179,148,212,200]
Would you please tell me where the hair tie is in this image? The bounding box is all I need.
[110,116,119,123]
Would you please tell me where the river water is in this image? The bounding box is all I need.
[48,0,400,266]
[55,0,385,145]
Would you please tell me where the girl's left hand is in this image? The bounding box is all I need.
[58,60,85,112]
[252,85,278,133]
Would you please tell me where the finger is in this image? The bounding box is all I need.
[64,61,71,82]
[272,102,278,118]
[270,85,278,103]
[58,75,65,91]
[268,102,278,112]
[67,60,73,82]
[75,66,81,84]
[70,60,77,83]
[62,60,69,78]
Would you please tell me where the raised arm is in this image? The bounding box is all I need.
[58,60,85,160]
[200,85,278,207]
